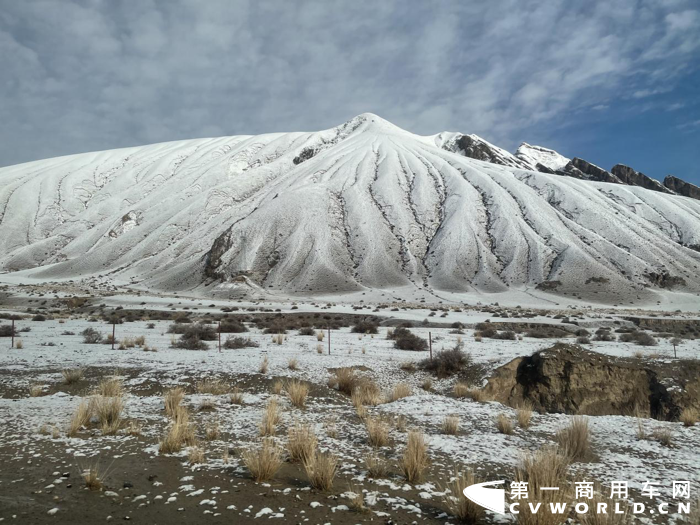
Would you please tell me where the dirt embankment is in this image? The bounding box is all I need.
[483,344,700,420]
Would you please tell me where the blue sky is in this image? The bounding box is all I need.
[1,0,699,185]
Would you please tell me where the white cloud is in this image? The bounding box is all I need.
[0,0,698,166]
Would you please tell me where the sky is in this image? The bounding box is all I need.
[1,0,699,185]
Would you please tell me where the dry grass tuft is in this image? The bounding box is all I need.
[259,356,269,374]
[188,445,205,465]
[287,422,317,464]
[15,339,23,349]
[304,450,338,491]
[400,430,430,483]
[421,378,432,391]
[388,382,412,403]
[365,416,390,447]
[364,452,389,478]
[127,420,142,436]
[229,387,244,405]
[346,484,368,513]
[286,379,310,409]
[453,382,470,398]
[164,387,185,416]
[198,396,216,411]
[205,420,221,441]
[241,438,283,482]
[260,397,281,437]
[159,405,196,453]
[514,446,570,525]
[288,358,299,371]
[81,461,111,491]
[441,415,459,435]
[329,367,357,395]
[680,407,698,427]
[578,482,631,525]
[496,413,514,435]
[316,344,324,354]
[651,427,673,447]
[93,395,123,435]
[443,469,485,524]
[316,331,325,341]
[324,417,338,438]
[467,388,489,402]
[68,399,92,437]
[555,416,591,460]
[272,380,284,395]
[196,377,228,395]
[62,367,85,385]
[29,384,45,397]
[517,401,533,429]
[353,380,383,406]
[96,377,123,397]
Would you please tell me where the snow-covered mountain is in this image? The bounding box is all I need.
[1,113,700,304]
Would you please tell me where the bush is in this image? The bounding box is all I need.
[421,345,470,377]
[223,336,259,349]
[576,336,591,344]
[351,321,379,334]
[81,328,102,344]
[393,328,428,351]
[525,327,569,338]
[0,324,16,337]
[493,330,516,340]
[173,336,208,350]
[219,320,248,333]
[620,331,657,346]
[594,328,615,341]
[298,327,315,336]
[168,323,217,340]
[32,314,46,321]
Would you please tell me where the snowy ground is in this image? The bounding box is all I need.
[0,307,698,523]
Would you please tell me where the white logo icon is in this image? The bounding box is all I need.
[463,480,506,514]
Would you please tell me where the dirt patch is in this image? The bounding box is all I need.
[483,344,700,420]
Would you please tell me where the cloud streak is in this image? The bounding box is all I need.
[0,0,699,167]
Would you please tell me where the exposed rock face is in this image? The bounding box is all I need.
[568,158,622,183]
[483,344,700,420]
[611,164,672,194]
[664,175,700,200]
[438,133,532,169]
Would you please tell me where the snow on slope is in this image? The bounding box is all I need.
[1,113,700,303]
[515,142,570,171]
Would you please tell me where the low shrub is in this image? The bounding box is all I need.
[421,344,471,378]
[223,336,259,349]
[351,320,379,334]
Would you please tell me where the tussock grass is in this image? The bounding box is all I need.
[188,446,205,465]
[286,379,309,409]
[288,358,299,371]
[259,356,269,374]
[304,450,338,491]
[421,378,432,391]
[80,460,112,491]
[680,407,698,427]
[96,377,123,397]
[260,397,281,437]
[68,399,92,437]
[365,416,390,447]
[441,415,459,435]
[400,430,429,483]
[127,420,142,436]
[198,396,216,411]
[555,416,591,460]
[364,452,388,478]
[453,382,470,398]
[29,384,45,397]
[316,344,324,354]
[93,395,123,435]
[229,387,244,405]
[62,367,84,384]
[159,405,196,453]
[316,331,325,341]
[388,382,412,402]
[443,469,485,524]
[467,388,488,402]
[578,482,631,525]
[651,427,673,447]
[324,417,338,438]
[329,367,356,395]
[272,380,284,395]
[514,446,570,525]
[353,380,383,406]
[517,401,533,429]
[496,413,514,435]
[164,387,185,416]
[287,422,317,464]
[241,438,283,482]
[205,420,221,441]
[346,484,368,513]
[196,378,228,395]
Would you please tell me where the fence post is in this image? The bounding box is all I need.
[11,318,15,349]
[218,321,222,353]
[111,322,115,350]
[429,331,432,361]
[328,327,331,355]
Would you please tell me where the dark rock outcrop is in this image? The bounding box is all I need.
[568,158,621,183]
[664,175,700,200]
[483,344,700,420]
[611,164,672,194]
[445,134,532,169]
